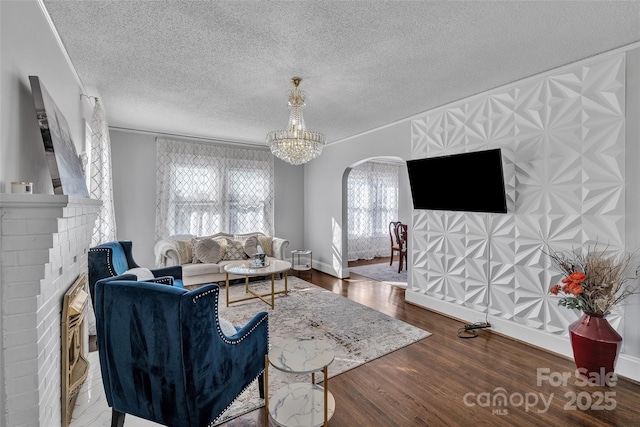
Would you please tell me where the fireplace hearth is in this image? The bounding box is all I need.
[61,273,89,427]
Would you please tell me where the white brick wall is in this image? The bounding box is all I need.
[0,194,101,427]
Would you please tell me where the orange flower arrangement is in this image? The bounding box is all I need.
[545,243,638,315]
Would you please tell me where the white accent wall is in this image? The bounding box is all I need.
[406,48,640,381]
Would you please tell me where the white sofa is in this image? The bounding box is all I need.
[154,232,289,287]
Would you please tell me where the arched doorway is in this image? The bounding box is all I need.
[343,156,410,279]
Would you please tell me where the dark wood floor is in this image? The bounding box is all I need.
[223,257,640,426]
[88,257,640,425]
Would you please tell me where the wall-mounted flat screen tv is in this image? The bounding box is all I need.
[406,148,508,213]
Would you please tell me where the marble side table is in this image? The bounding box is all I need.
[265,337,336,427]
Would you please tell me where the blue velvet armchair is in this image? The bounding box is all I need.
[93,279,269,427]
[88,240,184,291]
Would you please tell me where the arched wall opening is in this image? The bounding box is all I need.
[341,156,411,276]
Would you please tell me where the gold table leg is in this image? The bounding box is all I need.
[271,273,275,308]
[323,365,328,427]
[224,267,289,309]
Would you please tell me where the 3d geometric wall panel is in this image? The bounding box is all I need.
[410,53,626,336]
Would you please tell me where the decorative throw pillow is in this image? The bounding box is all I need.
[190,235,219,263]
[194,237,226,264]
[222,238,247,260]
[257,235,273,257]
[174,240,193,265]
[243,235,259,257]
[218,317,237,336]
[123,267,155,281]
[190,237,200,263]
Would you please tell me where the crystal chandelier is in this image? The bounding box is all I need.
[266,77,325,165]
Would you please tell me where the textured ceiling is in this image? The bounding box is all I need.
[42,1,640,147]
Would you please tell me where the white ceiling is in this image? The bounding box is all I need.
[42,1,640,147]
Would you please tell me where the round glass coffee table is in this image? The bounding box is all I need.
[223,259,291,309]
[265,337,335,427]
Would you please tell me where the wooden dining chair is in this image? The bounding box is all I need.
[389,221,407,272]
[395,223,408,273]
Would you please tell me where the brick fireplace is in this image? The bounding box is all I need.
[0,194,101,427]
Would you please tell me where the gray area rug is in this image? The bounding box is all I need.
[349,262,408,288]
[214,276,429,425]
[70,277,429,427]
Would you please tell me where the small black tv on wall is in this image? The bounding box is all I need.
[406,148,508,213]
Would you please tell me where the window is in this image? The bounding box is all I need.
[347,160,400,260]
[228,167,271,234]
[156,138,274,239]
[170,164,221,236]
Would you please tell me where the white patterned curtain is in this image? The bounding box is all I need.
[89,99,117,245]
[155,138,274,240]
[347,161,399,260]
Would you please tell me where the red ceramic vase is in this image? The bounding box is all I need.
[568,311,622,386]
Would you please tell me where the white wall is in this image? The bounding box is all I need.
[623,47,640,365]
[305,122,412,278]
[110,129,305,267]
[0,1,92,194]
[398,165,412,225]
[274,154,305,259]
[1,2,94,425]
[108,130,158,266]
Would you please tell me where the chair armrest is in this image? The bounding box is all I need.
[149,276,175,286]
[91,274,137,305]
[98,273,176,287]
[272,237,289,260]
[226,310,269,342]
[152,265,183,280]
[154,240,180,267]
[90,273,177,308]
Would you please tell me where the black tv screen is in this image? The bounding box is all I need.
[406,149,507,213]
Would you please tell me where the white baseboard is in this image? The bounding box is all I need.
[405,290,640,383]
[312,259,349,279]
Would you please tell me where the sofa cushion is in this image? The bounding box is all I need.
[193,237,225,264]
[174,240,193,265]
[257,235,273,256]
[182,262,222,277]
[222,238,247,260]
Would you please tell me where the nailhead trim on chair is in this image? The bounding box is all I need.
[154,277,173,285]
[209,368,266,426]
[90,247,116,277]
[191,286,270,426]
[191,288,269,345]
